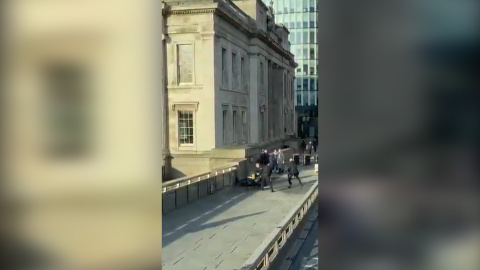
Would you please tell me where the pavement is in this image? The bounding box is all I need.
[162,164,318,270]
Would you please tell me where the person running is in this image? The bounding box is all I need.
[287,158,303,188]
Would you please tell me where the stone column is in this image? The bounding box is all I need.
[248,53,260,144]
[267,60,273,141]
[162,34,173,180]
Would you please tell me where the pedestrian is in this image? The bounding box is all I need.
[257,149,269,165]
[300,140,306,154]
[260,162,274,192]
[271,150,278,172]
[313,137,318,153]
[277,149,285,173]
[287,158,303,188]
[306,142,313,155]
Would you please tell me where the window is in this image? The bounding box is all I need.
[177,44,194,84]
[303,48,308,59]
[232,52,238,89]
[310,67,315,75]
[310,78,316,90]
[242,110,247,143]
[233,110,237,143]
[310,31,315,44]
[222,109,228,143]
[296,93,302,106]
[310,91,317,106]
[44,63,89,157]
[178,111,194,144]
[303,20,308,28]
[240,56,246,91]
[303,64,308,74]
[310,48,314,59]
[309,0,315,11]
[303,31,308,43]
[222,48,227,85]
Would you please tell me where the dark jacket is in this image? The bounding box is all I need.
[257,153,269,165]
[288,161,299,174]
[261,164,271,178]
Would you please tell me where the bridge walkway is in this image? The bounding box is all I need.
[162,164,317,270]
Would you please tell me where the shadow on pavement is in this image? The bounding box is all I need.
[163,211,267,247]
[162,187,256,247]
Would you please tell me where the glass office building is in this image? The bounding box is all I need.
[272,0,318,137]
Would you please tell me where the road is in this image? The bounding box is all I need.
[288,217,319,270]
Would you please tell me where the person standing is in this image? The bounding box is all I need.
[257,149,269,165]
[306,142,313,155]
[271,150,279,172]
[300,140,306,154]
[277,149,285,173]
[287,158,303,187]
[260,162,274,192]
[313,137,318,153]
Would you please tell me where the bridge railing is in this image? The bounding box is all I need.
[242,181,319,270]
[162,164,239,213]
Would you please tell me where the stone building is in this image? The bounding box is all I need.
[162,0,297,178]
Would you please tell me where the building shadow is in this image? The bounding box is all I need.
[162,186,257,247]
[162,211,267,247]
[165,168,187,181]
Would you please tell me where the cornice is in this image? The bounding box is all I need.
[168,8,216,15]
[163,3,296,64]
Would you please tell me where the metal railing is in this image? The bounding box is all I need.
[162,164,238,213]
[242,182,319,270]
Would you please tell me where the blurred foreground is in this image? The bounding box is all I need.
[317,0,479,269]
[1,1,163,269]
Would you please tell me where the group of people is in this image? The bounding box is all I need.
[300,137,318,155]
[256,149,303,192]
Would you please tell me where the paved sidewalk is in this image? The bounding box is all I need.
[162,164,317,270]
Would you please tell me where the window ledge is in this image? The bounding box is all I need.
[220,87,247,94]
[178,145,195,151]
[168,85,203,90]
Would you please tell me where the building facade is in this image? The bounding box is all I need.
[272,0,318,137]
[162,0,297,177]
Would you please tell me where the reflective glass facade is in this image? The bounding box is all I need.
[273,0,318,137]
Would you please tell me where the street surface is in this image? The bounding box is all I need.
[288,218,319,270]
[162,164,317,270]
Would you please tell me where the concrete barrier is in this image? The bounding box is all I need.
[162,165,238,213]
